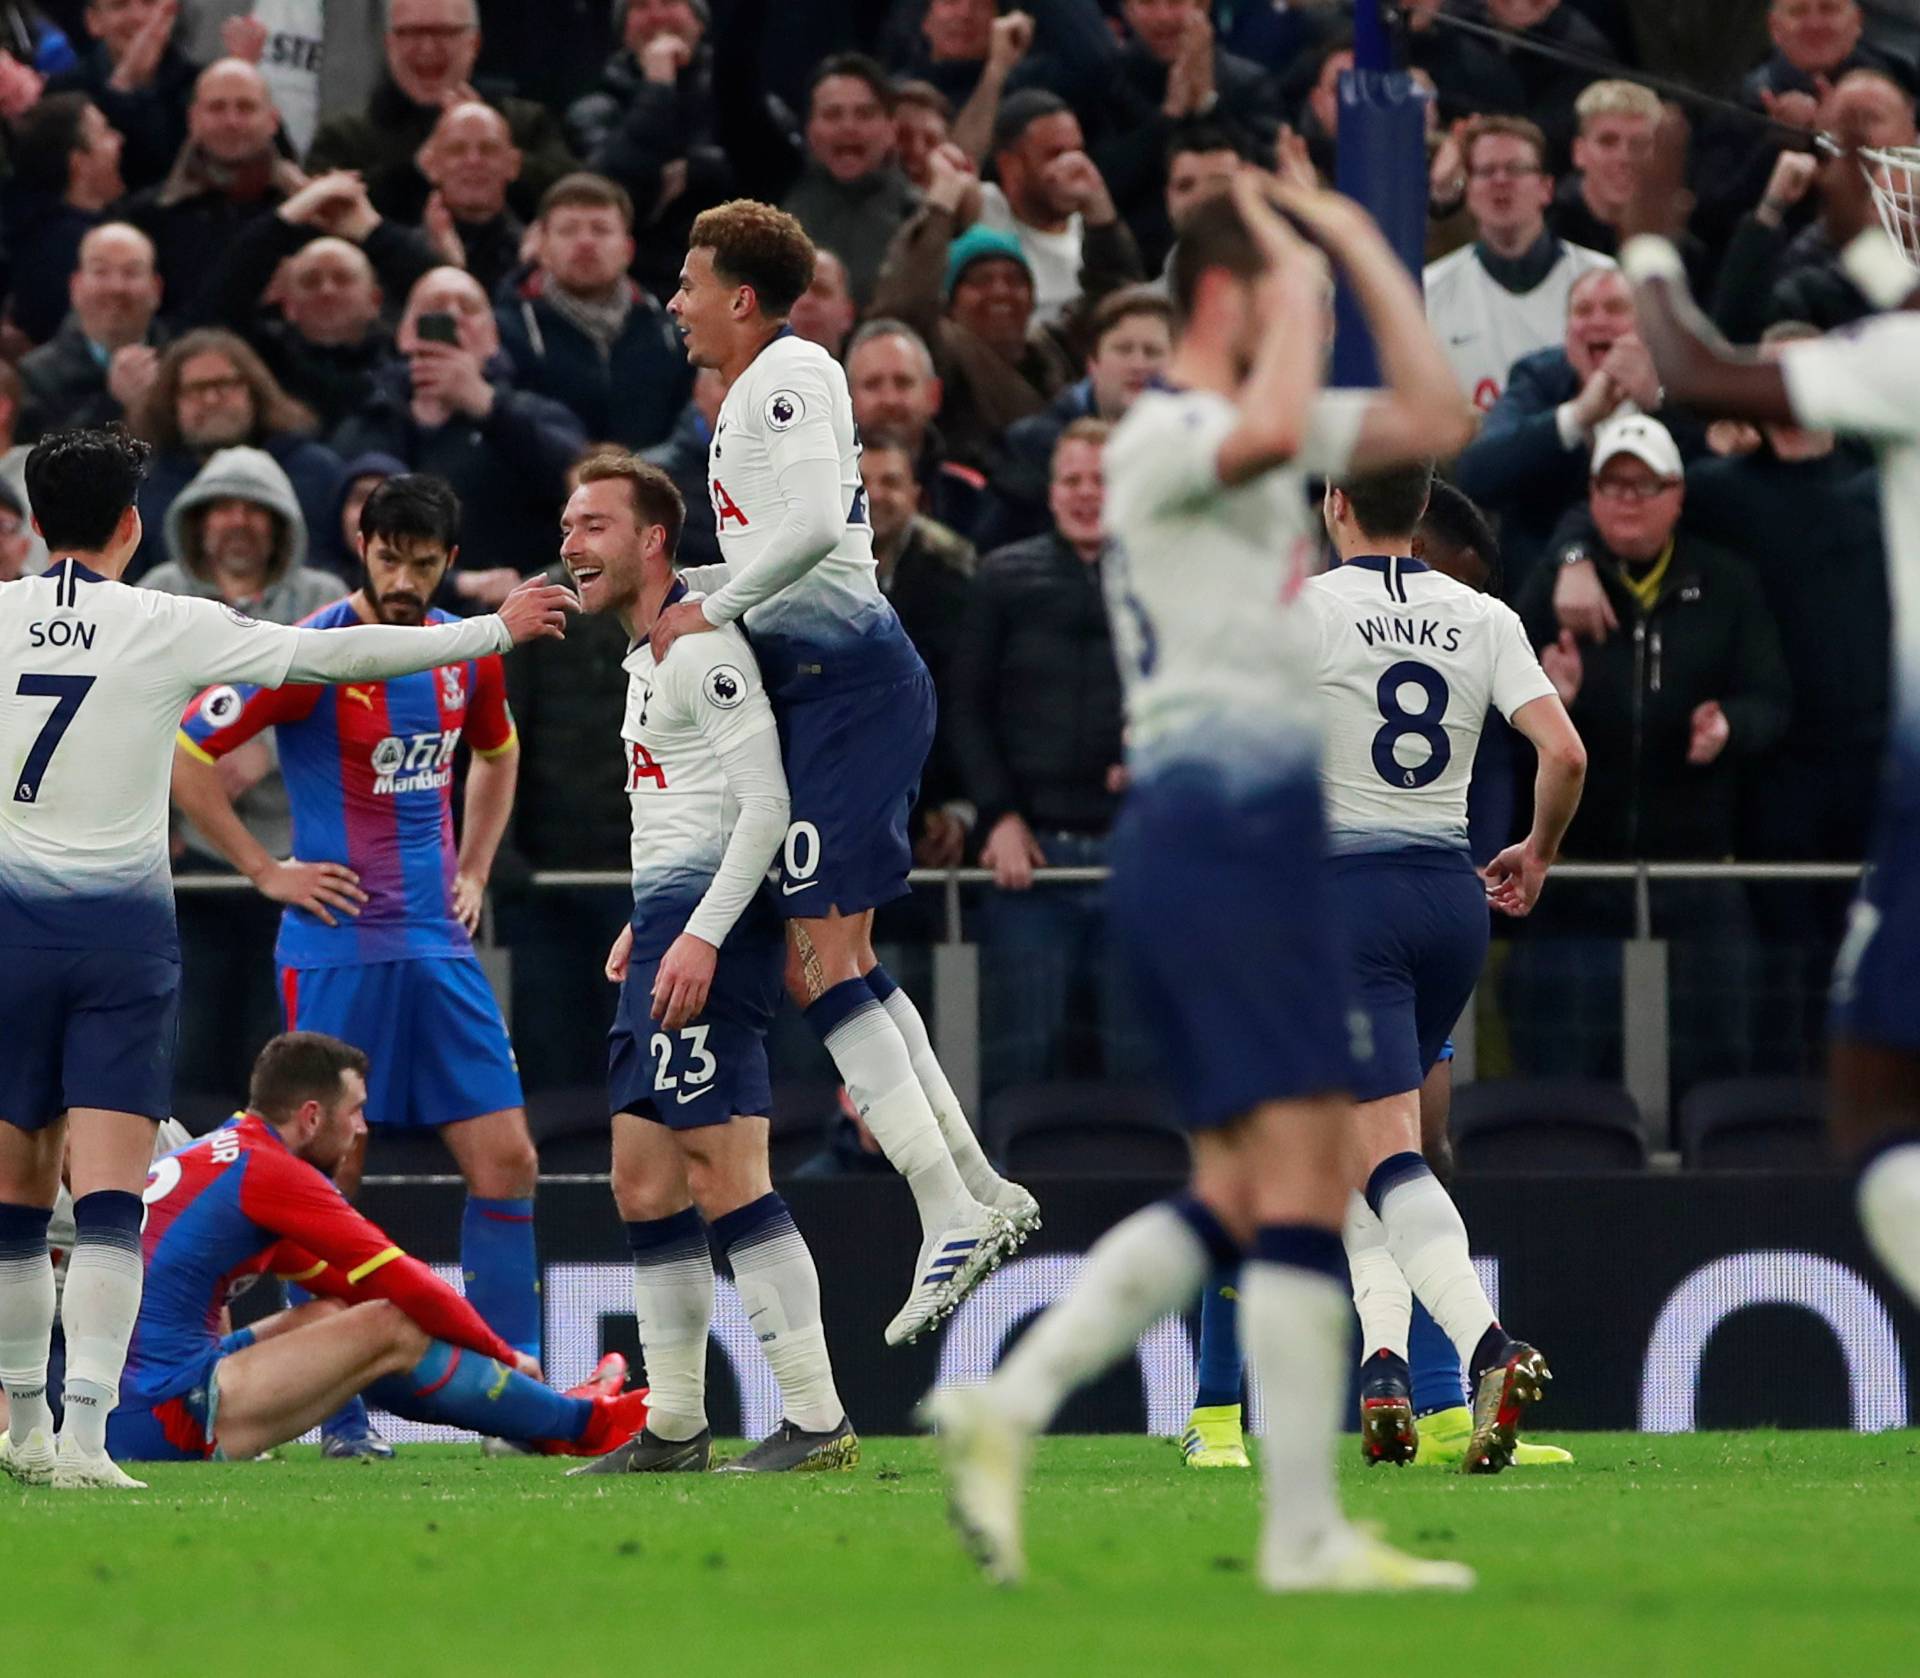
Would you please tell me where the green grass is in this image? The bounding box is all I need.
[5,1433,1919,1677]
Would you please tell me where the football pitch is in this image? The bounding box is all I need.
[5,1433,1914,1677]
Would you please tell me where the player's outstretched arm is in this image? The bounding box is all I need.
[279,578,574,685]
[1484,693,1587,918]
[1271,180,1476,468]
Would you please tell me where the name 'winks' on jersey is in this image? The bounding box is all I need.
[1301,556,1556,855]
[1101,386,1375,787]
[704,328,917,695]
[622,585,783,947]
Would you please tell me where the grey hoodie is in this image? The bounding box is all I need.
[143,445,341,624]
[141,446,346,866]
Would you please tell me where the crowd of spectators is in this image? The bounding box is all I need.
[0,0,1906,1095]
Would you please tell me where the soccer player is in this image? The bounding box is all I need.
[0,426,571,1490]
[171,475,547,1413]
[925,176,1479,1593]
[558,450,858,1475]
[106,1031,649,1465]
[1617,112,1920,1328]
[654,199,1034,1346]
[1304,460,1584,1471]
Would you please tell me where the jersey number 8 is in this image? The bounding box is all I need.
[1371,660,1451,790]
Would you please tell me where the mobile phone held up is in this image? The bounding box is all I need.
[416,310,459,346]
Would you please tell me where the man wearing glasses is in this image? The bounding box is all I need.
[306,0,577,222]
[1425,116,1615,412]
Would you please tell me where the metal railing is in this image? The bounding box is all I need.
[174,859,1865,1148]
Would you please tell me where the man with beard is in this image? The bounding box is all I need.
[169,473,546,1407]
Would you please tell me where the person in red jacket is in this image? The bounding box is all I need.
[102,1031,645,1471]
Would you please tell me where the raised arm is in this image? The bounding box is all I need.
[276,579,573,684]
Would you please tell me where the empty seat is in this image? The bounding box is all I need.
[1680,1077,1833,1170]
[1450,1078,1647,1172]
[986,1081,1188,1178]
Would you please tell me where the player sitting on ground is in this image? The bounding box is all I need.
[654,199,1034,1347]
[105,1031,649,1465]
[0,426,573,1492]
[560,450,859,1475]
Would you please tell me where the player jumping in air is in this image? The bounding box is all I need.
[0,427,572,1490]
[1617,109,1920,1331]
[924,176,1479,1592]
[653,200,1034,1346]
[559,450,858,1474]
[171,474,548,1437]
[106,1032,646,1465]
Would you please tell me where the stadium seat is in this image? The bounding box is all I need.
[1450,1078,1647,1172]
[986,1081,1189,1177]
[1678,1077,1835,1171]
[531,1086,615,1175]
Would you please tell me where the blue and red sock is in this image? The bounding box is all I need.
[366,1340,589,1445]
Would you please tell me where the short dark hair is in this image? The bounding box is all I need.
[1091,284,1173,349]
[991,87,1069,156]
[892,78,953,120]
[1418,477,1501,592]
[539,170,635,231]
[1334,461,1434,540]
[25,425,151,553]
[248,1031,370,1126]
[575,447,686,558]
[359,473,462,552]
[11,92,94,195]
[1170,193,1262,322]
[1461,114,1549,172]
[859,426,919,466]
[690,198,816,317]
[808,51,893,111]
[1165,119,1244,170]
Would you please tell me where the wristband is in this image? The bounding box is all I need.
[1620,235,1688,287]
[1840,226,1918,312]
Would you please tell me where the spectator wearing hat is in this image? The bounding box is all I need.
[871,138,1141,469]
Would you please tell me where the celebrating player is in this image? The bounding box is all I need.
[924,177,1478,1592]
[0,427,571,1491]
[107,1032,647,1465]
[656,200,1034,1346]
[1617,111,1920,1328]
[171,475,547,1411]
[1304,460,1584,1470]
[559,450,858,1474]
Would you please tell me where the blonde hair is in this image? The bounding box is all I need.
[1575,80,1662,130]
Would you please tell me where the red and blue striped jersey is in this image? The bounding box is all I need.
[178,599,517,970]
[126,1112,515,1405]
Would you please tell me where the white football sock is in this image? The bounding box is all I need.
[993,1203,1210,1433]
[720,1196,843,1434]
[60,1193,144,1457]
[627,1210,714,1443]
[1371,1158,1497,1373]
[1343,1193,1411,1360]
[1242,1243,1349,1563]
[1858,1141,1920,1308]
[817,999,971,1231]
[873,979,1009,1203]
[0,1204,55,1445]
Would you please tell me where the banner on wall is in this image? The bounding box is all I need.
[314,1175,1908,1442]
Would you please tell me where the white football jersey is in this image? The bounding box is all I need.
[1424,240,1615,412]
[703,329,907,690]
[1782,317,1920,749]
[0,561,300,956]
[1301,556,1556,854]
[622,593,785,947]
[1102,387,1373,789]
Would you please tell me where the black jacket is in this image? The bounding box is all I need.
[17,313,160,440]
[0,189,102,345]
[881,515,976,815]
[641,398,719,571]
[1452,345,1706,591]
[951,531,1123,839]
[47,39,195,193]
[493,275,692,452]
[331,357,587,586]
[1709,215,1870,345]
[1515,533,1791,859]
[504,559,634,871]
[121,154,304,328]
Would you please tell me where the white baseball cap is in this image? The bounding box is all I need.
[1591,413,1683,479]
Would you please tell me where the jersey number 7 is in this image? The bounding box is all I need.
[13,672,95,803]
